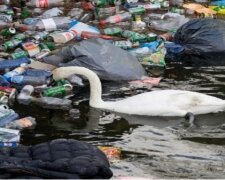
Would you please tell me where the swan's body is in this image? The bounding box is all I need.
[53,67,225,117]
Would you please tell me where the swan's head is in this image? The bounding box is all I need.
[52,67,69,81]
[53,67,84,81]
[53,66,99,81]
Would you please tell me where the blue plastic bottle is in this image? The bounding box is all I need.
[24,69,52,78]
[0,75,10,86]
[0,57,30,71]
[0,112,19,127]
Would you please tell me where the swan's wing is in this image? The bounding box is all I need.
[105,90,225,116]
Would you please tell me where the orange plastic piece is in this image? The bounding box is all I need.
[98,146,121,160]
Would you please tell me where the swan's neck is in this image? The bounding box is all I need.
[53,67,103,107]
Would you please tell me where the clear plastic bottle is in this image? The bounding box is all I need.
[99,12,132,25]
[11,75,50,86]
[17,85,34,105]
[49,31,75,44]
[35,17,71,31]
[26,0,65,8]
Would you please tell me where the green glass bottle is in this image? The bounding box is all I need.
[128,7,145,15]
[43,84,72,97]
[104,27,122,36]
[1,27,16,36]
[11,50,28,59]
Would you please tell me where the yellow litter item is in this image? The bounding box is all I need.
[209,6,225,15]
[183,3,217,16]
[98,146,121,160]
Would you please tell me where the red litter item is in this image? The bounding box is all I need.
[81,31,114,40]
[82,2,94,11]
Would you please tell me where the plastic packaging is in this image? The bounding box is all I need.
[26,0,65,8]
[17,85,34,105]
[68,20,100,38]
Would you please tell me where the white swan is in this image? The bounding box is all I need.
[52,67,225,117]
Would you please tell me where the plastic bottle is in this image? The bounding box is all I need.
[32,31,49,41]
[122,30,147,42]
[129,7,145,15]
[17,85,34,105]
[22,41,40,57]
[35,17,71,31]
[0,75,10,86]
[24,69,52,78]
[69,20,100,38]
[11,32,27,41]
[81,31,113,40]
[67,75,84,86]
[103,27,122,36]
[1,27,16,36]
[49,31,75,44]
[43,84,73,97]
[26,0,65,8]
[11,75,50,86]
[11,50,28,59]
[0,110,19,127]
[0,57,30,71]
[99,12,132,25]
[31,96,72,110]
[1,39,22,51]
[0,95,8,104]
[94,6,116,20]
[3,66,27,82]
[113,40,133,50]
[34,43,51,60]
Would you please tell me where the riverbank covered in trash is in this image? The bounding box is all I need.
[0,0,225,178]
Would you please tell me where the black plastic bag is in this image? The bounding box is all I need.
[43,38,146,81]
[172,19,225,66]
[174,19,225,56]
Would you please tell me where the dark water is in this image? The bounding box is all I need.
[14,65,225,178]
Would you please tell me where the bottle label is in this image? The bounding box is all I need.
[63,32,75,41]
[42,18,57,31]
[37,0,49,8]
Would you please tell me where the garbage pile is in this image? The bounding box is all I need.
[0,0,224,149]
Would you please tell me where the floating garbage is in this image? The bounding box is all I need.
[0,0,224,178]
